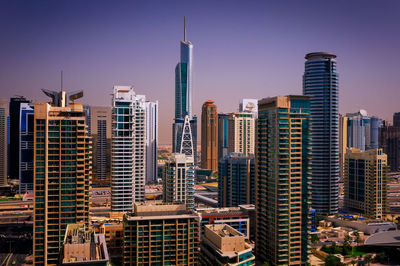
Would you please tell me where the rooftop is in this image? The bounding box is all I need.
[305,52,337,60]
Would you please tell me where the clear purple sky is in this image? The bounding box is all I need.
[1,0,400,144]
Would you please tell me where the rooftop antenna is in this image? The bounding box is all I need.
[61,70,63,92]
[184,16,186,42]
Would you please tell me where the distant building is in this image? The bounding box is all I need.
[201,100,218,172]
[9,97,30,183]
[217,113,230,161]
[163,153,195,209]
[218,153,255,208]
[344,148,388,219]
[0,99,8,187]
[61,224,109,265]
[19,102,34,193]
[99,222,123,258]
[200,224,255,266]
[393,112,400,127]
[239,98,258,118]
[379,125,400,172]
[196,204,255,241]
[339,114,348,180]
[346,110,382,151]
[145,101,158,184]
[303,52,339,214]
[123,202,200,265]
[111,86,146,211]
[33,89,91,265]
[256,95,311,265]
[227,113,255,156]
[90,106,112,186]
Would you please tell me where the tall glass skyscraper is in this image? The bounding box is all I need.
[303,52,339,214]
[173,18,197,162]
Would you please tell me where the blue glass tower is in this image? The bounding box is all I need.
[303,52,339,214]
[173,17,197,162]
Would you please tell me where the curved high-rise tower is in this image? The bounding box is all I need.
[173,17,197,161]
[303,52,339,214]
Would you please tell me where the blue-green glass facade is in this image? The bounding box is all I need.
[303,52,339,214]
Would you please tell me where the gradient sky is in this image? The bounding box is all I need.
[1,0,400,144]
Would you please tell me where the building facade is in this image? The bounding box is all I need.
[111,86,146,211]
[200,224,255,266]
[123,202,200,265]
[145,101,158,184]
[90,106,112,186]
[227,113,255,156]
[379,125,400,172]
[163,153,195,209]
[303,52,339,214]
[218,113,230,161]
[0,99,8,187]
[9,97,30,183]
[339,114,348,180]
[218,153,255,208]
[256,96,311,265]
[201,100,218,171]
[344,148,388,219]
[33,90,91,265]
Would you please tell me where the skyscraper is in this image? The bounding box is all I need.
[19,102,34,193]
[344,148,388,219]
[346,110,369,151]
[90,106,112,186]
[217,113,230,161]
[379,125,400,172]
[303,52,339,214]
[227,112,255,156]
[201,100,218,171]
[145,101,158,184]
[256,96,311,265]
[163,153,195,210]
[218,153,255,207]
[9,97,30,183]
[0,99,8,187]
[33,89,91,265]
[172,17,197,162]
[111,86,146,211]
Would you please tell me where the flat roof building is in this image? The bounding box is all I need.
[61,224,109,265]
[123,202,200,265]
[200,224,255,265]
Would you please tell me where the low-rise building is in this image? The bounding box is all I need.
[196,205,255,241]
[200,224,255,265]
[61,224,109,265]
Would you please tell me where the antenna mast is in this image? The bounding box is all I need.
[184,16,186,41]
[61,71,63,92]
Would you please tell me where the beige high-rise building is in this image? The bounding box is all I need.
[256,96,311,265]
[33,89,91,265]
[90,106,111,185]
[201,100,218,171]
[227,112,255,156]
[339,114,348,180]
[344,148,388,219]
[0,99,8,187]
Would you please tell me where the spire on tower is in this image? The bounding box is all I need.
[184,16,186,42]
